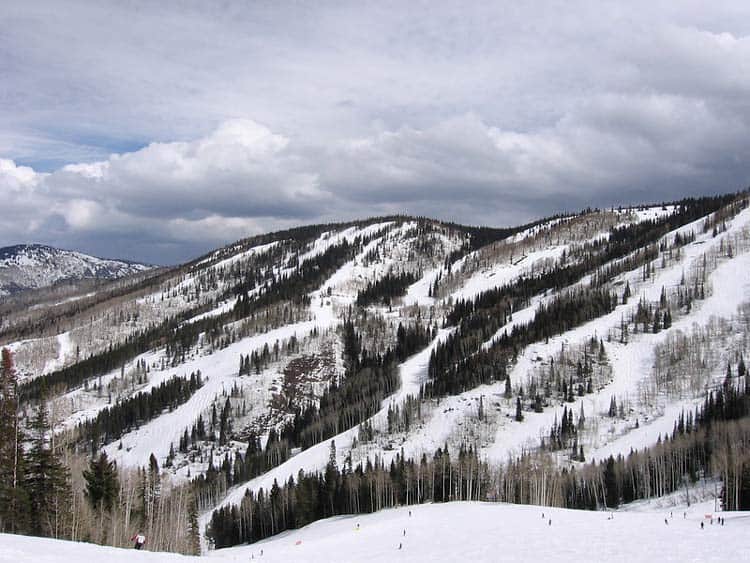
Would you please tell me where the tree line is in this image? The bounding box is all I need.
[207,440,486,548]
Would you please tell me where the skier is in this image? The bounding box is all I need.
[398,542,403,550]
[548,519,551,526]
[403,529,406,536]
[131,530,146,550]
[664,518,668,525]
[701,522,704,530]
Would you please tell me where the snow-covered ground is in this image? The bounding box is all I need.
[2,500,746,563]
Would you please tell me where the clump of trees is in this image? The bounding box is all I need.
[1,348,72,537]
[77,372,203,451]
[1,348,200,553]
[356,271,418,307]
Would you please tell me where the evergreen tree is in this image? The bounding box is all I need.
[188,493,201,555]
[608,396,617,417]
[25,394,73,538]
[141,453,162,533]
[622,281,631,304]
[83,451,120,512]
[603,455,619,508]
[0,348,29,533]
[323,441,339,516]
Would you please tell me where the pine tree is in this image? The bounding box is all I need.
[603,455,619,508]
[188,493,201,554]
[0,348,30,533]
[25,394,72,538]
[324,441,339,516]
[83,451,120,512]
[137,453,162,535]
[622,282,631,304]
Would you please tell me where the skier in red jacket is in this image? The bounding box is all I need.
[131,531,146,550]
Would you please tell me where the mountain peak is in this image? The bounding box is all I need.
[0,243,153,296]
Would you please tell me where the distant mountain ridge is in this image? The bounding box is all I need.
[0,243,152,296]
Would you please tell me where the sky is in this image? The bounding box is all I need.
[1,1,750,265]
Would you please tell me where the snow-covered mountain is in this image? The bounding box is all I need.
[0,243,152,296]
[4,193,750,557]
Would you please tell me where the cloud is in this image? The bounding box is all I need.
[319,95,750,223]
[0,120,330,263]
[2,2,750,262]
[4,96,745,265]
[56,118,326,221]
[0,158,42,191]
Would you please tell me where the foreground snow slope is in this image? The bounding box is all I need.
[1,501,746,563]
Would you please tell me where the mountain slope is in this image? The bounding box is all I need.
[4,194,750,554]
[0,243,152,296]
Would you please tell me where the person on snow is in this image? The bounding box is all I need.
[131,531,146,550]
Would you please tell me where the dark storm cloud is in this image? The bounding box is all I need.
[1,1,750,263]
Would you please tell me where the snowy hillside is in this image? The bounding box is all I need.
[4,194,750,557]
[203,199,750,521]
[0,500,745,563]
[0,243,152,296]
